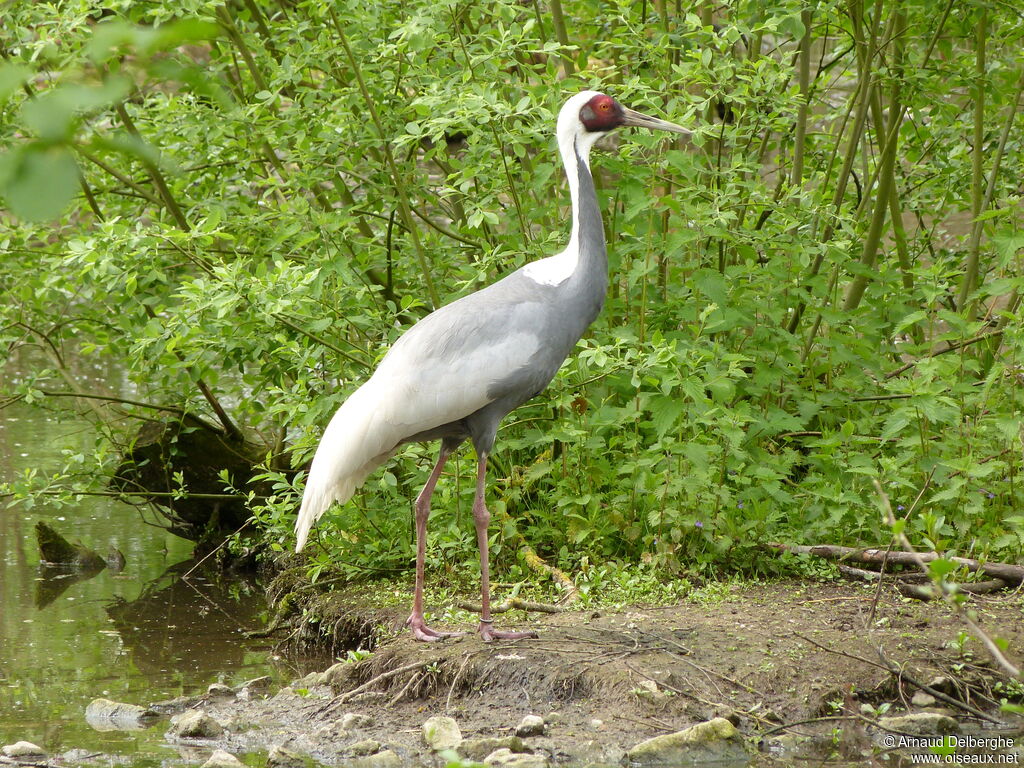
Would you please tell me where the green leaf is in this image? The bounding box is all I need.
[0,62,31,102]
[0,144,80,222]
[928,557,956,580]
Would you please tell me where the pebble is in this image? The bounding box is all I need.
[2,742,45,757]
[459,736,526,761]
[422,715,462,751]
[483,748,549,767]
[349,739,381,756]
[201,749,246,768]
[341,712,376,730]
[168,709,225,739]
[515,714,546,737]
[356,749,401,768]
[267,744,305,767]
[877,713,959,735]
[912,691,937,707]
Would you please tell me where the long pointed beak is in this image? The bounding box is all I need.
[621,106,691,137]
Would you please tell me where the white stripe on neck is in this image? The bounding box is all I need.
[523,102,604,287]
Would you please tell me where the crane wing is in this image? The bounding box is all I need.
[368,292,545,438]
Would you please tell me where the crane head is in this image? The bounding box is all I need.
[573,92,691,137]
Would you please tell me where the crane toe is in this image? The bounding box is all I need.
[407,614,467,642]
[477,622,539,642]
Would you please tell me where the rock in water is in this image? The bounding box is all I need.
[201,749,246,768]
[85,698,160,730]
[877,713,959,735]
[168,709,225,738]
[2,742,45,757]
[626,717,749,765]
[422,715,462,751]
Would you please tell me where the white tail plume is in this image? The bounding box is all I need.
[294,384,400,552]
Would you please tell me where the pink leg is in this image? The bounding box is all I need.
[473,453,538,642]
[407,444,466,642]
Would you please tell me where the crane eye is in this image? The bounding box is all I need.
[599,102,611,111]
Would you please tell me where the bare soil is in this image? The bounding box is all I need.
[185,579,1024,765]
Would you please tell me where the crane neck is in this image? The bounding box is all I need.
[560,130,602,264]
[521,125,607,288]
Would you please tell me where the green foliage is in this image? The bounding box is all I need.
[1,0,1022,588]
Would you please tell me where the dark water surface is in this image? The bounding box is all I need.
[0,356,300,762]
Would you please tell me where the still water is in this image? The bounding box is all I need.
[0,355,305,762]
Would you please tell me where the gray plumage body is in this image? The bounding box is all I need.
[395,147,607,455]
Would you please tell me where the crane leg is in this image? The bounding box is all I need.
[473,453,538,642]
[407,441,466,642]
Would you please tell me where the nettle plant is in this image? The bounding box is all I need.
[1,0,1021,581]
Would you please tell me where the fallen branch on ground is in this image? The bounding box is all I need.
[456,597,563,614]
[766,542,1024,585]
[896,579,1012,601]
[521,544,579,604]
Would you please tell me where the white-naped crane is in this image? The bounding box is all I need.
[295,91,690,641]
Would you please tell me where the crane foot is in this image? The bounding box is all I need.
[407,614,467,642]
[477,621,539,642]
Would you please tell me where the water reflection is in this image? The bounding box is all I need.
[0,354,292,760]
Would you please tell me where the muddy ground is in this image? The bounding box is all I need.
[163,579,1023,766]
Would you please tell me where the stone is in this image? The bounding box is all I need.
[459,736,527,761]
[356,749,401,768]
[201,749,246,768]
[911,691,937,708]
[422,715,462,751]
[235,676,272,695]
[926,676,955,695]
[483,748,549,767]
[877,713,959,736]
[2,741,45,757]
[168,709,225,739]
[322,662,357,688]
[149,694,203,714]
[349,739,381,756]
[341,712,376,730]
[84,698,160,730]
[207,683,234,698]
[267,745,305,767]
[625,717,749,766]
[515,714,546,737]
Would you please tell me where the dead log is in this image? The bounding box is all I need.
[767,543,1024,585]
[897,579,1013,601]
[35,521,107,571]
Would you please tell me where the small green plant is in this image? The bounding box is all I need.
[341,648,372,665]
